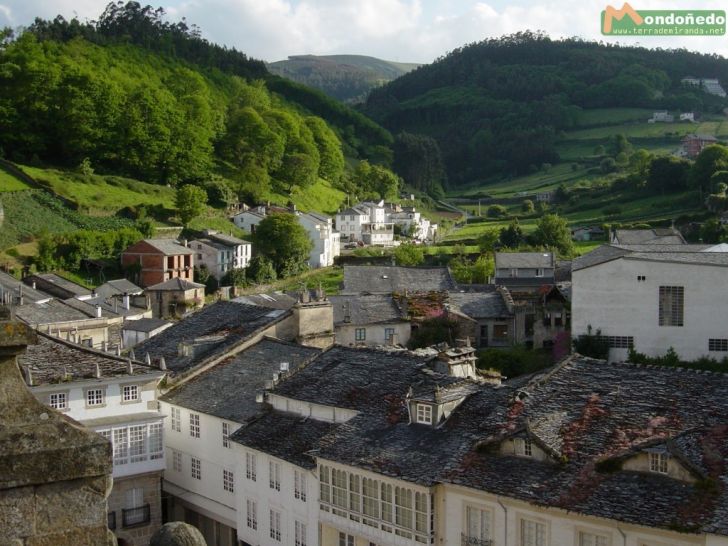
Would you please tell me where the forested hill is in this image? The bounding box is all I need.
[268,54,420,103]
[363,32,728,187]
[0,2,393,199]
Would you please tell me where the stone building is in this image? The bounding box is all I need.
[145,277,206,319]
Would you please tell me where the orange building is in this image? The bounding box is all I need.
[121,239,194,288]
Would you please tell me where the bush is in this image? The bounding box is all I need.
[573,326,609,359]
[408,317,460,349]
[477,346,553,378]
[486,204,508,218]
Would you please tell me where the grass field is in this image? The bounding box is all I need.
[575,108,655,127]
[269,179,346,216]
[0,170,30,192]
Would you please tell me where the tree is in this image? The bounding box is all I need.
[246,256,277,284]
[699,218,728,244]
[533,213,574,257]
[478,229,500,254]
[690,144,728,192]
[647,156,690,193]
[710,171,728,194]
[394,243,424,266]
[600,157,617,173]
[629,149,653,179]
[521,199,535,213]
[175,184,207,226]
[393,132,447,197]
[253,213,313,276]
[486,205,507,218]
[499,219,524,248]
[353,161,400,201]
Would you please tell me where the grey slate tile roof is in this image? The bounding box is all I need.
[137,238,194,255]
[612,228,686,245]
[94,279,143,299]
[134,301,291,375]
[447,289,511,319]
[495,252,554,269]
[121,318,171,333]
[0,271,50,303]
[18,332,160,385]
[233,292,297,310]
[146,278,205,291]
[573,243,725,271]
[231,410,339,469]
[14,299,98,325]
[329,294,404,325]
[24,273,91,299]
[341,265,456,294]
[160,338,320,422]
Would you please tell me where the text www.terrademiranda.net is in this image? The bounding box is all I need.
[609,27,724,35]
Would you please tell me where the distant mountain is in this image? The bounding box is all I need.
[267,54,421,103]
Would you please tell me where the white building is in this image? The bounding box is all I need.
[232,205,340,269]
[572,243,728,361]
[386,205,436,242]
[20,332,166,546]
[329,294,411,347]
[190,231,252,280]
[648,111,674,123]
[336,201,395,246]
[121,318,172,349]
[158,338,321,546]
[681,76,727,97]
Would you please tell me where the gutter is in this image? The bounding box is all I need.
[498,499,508,546]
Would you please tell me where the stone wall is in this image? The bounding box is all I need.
[108,471,164,546]
[0,316,115,545]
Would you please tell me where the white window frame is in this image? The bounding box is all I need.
[171,407,181,432]
[269,460,280,491]
[222,422,231,448]
[172,450,182,472]
[49,391,68,410]
[246,452,257,481]
[649,451,669,474]
[191,457,201,480]
[294,469,307,501]
[415,403,432,425]
[464,504,493,543]
[122,384,140,403]
[577,529,611,546]
[519,517,548,546]
[295,520,307,546]
[85,387,105,407]
[269,509,281,541]
[223,469,234,493]
[515,437,533,457]
[246,499,257,530]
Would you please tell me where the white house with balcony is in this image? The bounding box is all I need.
[190,231,252,280]
[20,332,166,546]
[572,243,728,361]
[336,201,395,246]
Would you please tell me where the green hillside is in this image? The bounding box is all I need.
[364,32,728,189]
[268,54,420,103]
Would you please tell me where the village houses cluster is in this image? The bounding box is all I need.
[3,212,728,546]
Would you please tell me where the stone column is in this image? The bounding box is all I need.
[0,313,116,545]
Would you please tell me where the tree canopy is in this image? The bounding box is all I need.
[532,213,574,257]
[253,213,313,277]
[175,185,207,226]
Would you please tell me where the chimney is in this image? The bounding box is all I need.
[115,346,121,356]
[122,293,130,310]
[129,348,136,361]
[127,358,134,374]
[95,305,102,319]
[279,362,289,373]
[101,340,107,352]
[95,362,101,379]
[145,353,152,366]
[159,356,167,371]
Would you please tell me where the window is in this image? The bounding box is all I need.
[295,520,307,546]
[172,450,182,472]
[189,413,200,438]
[122,488,149,527]
[246,452,257,481]
[49,392,67,410]
[269,461,280,491]
[415,404,433,425]
[649,452,669,474]
[658,286,684,327]
[269,509,281,541]
[465,505,492,543]
[149,422,163,460]
[709,338,728,352]
[122,384,139,402]
[222,422,231,448]
[515,437,533,457]
[339,533,355,546]
[320,466,330,503]
[493,324,509,340]
[168,406,180,432]
[349,474,361,513]
[598,336,634,349]
[191,457,201,480]
[395,486,413,531]
[535,268,544,277]
[520,519,546,546]
[385,327,395,341]
[129,425,147,463]
[332,468,348,510]
[113,428,128,465]
[381,483,393,524]
[637,275,646,282]
[246,499,257,530]
[415,492,428,533]
[578,531,610,546]
[355,328,366,341]
[223,469,234,493]
[86,388,104,407]
[295,470,307,501]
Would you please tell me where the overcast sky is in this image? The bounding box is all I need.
[1,0,727,63]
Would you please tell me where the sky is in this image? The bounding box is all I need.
[1,0,728,64]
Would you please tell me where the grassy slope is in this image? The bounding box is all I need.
[0,170,31,191]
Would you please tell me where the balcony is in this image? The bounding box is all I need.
[461,534,493,546]
[122,504,151,528]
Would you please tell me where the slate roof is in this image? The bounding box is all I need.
[94,279,143,299]
[24,273,91,299]
[146,278,205,291]
[231,410,339,469]
[495,252,554,269]
[233,292,297,310]
[133,301,291,375]
[612,228,686,245]
[573,243,725,271]
[129,239,194,255]
[206,232,249,246]
[18,332,160,385]
[14,299,100,325]
[0,271,50,304]
[447,289,511,319]
[160,338,320,422]
[446,356,728,536]
[121,318,171,333]
[329,294,404,325]
[341,265,456,294]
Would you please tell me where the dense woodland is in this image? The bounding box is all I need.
[364,32,728,186]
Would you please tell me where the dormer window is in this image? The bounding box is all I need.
[649,451,669,474]
[515,437,533,457]
[415,403,432,425]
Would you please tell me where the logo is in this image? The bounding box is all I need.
[601,3,726,36]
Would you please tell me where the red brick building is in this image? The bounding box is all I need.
[681,133,718,158]
[121,239,194,288]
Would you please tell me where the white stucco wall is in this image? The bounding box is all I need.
[572,257,728,360]
[335,322,411,347]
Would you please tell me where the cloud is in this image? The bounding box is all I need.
[1,0,727,62]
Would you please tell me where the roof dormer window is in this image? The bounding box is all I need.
[415,403,432,425]
[649,451,669,474]
[515,437,533,458]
